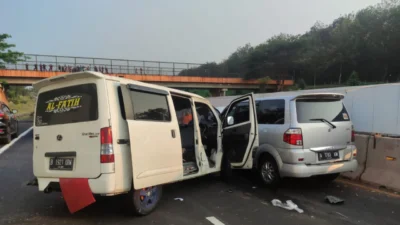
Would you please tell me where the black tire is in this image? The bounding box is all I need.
[220,152,233,182]
[258,155,281,189]
[3,127,11,144]
[11,122,19,139]
[316,173,340,183]
[125,185,163,216]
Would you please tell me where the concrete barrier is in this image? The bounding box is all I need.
[342,134,371,180]
[360,136,400,191]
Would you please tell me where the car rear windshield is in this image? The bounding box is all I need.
[296,99,350,123]
[35,83,98,126]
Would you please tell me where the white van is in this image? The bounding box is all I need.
[32,71,259,215]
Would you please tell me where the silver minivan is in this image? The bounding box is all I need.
[219,93,358,187]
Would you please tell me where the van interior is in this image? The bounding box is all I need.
[171,95,218,176]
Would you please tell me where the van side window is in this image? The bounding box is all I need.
[257,99,285,124]
[129,91,171,121]
[225,101,249,126]
[117,87,126,120]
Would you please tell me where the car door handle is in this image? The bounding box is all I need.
[171,129,176,138]
[117,139,130,145]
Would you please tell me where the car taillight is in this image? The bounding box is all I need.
[100,127,114,163]
[351,126,355,142]
[283,128,303,146]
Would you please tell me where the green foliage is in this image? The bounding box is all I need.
[296,78,307,90]
[0,34,24,68]
[347,71,361,86]
[180,2,400,86]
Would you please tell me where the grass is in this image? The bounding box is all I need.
[8,95,35,121]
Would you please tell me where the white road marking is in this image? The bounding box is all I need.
[0,127,33,155]
[206,216,225,225]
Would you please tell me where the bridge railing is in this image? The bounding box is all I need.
[3,54,205,76]
[1,54,294,80]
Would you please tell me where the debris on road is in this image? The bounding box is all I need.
[271,199,304,213]
[325,195,345,204]
[226,189,233,193]
[174,198,184,201]
[261,201,269,206]
[252,186,257,189]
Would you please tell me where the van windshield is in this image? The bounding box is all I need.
[35,83,99,126]
[296,99,350,123]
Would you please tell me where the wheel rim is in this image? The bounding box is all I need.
[261,161,276,184]
[139,186,159,210]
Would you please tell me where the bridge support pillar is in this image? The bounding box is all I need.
[210,88,228,97]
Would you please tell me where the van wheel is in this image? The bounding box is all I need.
[317,173,340,183]
[126,185,163,216]
[220,152,233,182]
[259,155,280,188]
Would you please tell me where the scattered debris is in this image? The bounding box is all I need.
[335,211,349,219]
[325,195,345,204]
[174,198,184,201]
[261,201,270,206]
[252,186,257,189]
[356,193,359,197]
[311,215,315,219]
[226,189,233,193]
[271,199,304,213]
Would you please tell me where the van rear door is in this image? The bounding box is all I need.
[292,94,352,163]
[33,78,109,179]
[120,83,183,190]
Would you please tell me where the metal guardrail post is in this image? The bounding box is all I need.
[158,62,161,75]
[173,63,175,76]
[127,60,129,74]
[110,60,113,73]
[143,61,145,74]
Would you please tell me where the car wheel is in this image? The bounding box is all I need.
[3,127,11,144]
[316,173,340,183]
[126,185,163,216]
[220,152,233,182]
[11,122,19,139]
[259,155,281,188]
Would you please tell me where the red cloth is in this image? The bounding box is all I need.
[59,178,96,214]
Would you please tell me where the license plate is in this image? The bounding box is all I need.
[49,158,74,170]
[318,151,340,161]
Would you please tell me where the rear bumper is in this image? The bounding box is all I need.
[280,159,358,178]
[36,173,117,195]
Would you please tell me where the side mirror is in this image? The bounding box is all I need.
[226,116,234,126]
[12,109,18,114]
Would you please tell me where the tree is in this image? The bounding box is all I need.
[0,34,24,68]
[347,71,361,86]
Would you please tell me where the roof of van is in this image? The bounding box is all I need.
[32,71,205,99]
[208,92,344,107]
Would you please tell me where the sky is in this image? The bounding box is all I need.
[1,0,382,64]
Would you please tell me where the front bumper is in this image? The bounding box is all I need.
[280,159,358,178]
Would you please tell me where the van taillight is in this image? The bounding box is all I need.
[283,128,303,146]
[351,126,355,142]
[100,127,114,163]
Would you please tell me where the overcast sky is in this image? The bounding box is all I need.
[1,0,381,63]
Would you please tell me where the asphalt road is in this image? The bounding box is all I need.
[0,122,399,225]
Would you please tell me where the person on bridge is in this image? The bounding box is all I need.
[49,64,53,71]
[58,65,61,71]
[39,64,43,71]
[43,64,47,71]
[105,67,108,74]
[34,64,38,71]
[135,68,138,74]
[25,64,29,70]
[140,68,143,74]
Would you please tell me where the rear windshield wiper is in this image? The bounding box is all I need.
[309,118,336,129]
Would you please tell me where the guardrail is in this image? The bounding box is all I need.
[2,54,294,80]
[3,54,204,76]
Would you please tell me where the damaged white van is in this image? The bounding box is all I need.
[32,71,258,215]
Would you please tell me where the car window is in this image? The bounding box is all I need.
[2,105,10,114]
[296,99,350,123]
[195,102,217,125]
[257,99,285,124]
[35,83,98,126]
[129,90,171,122]
[225,100,249,126]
